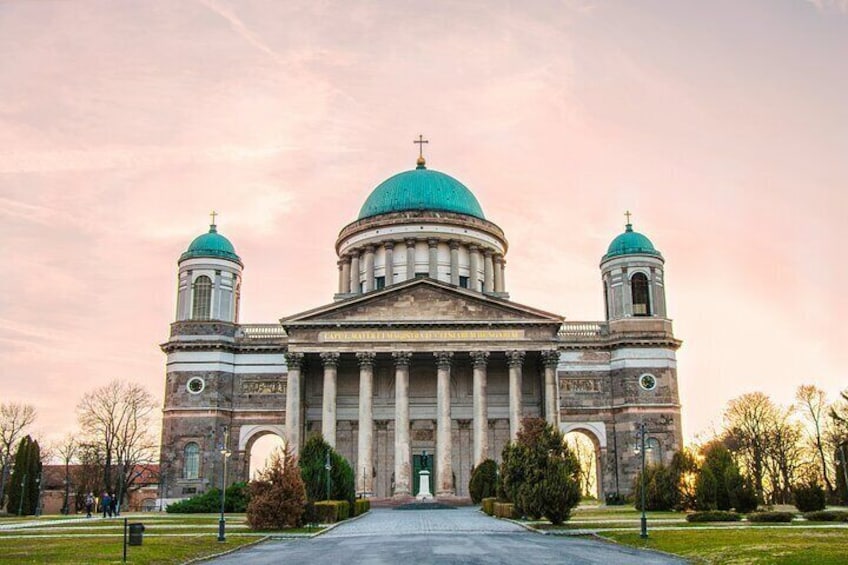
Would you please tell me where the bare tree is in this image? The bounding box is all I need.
[0,403,37,510]
[723,392,775,501]
[54,434,78,514]
[796,385,833,492]
[77,380,158,507]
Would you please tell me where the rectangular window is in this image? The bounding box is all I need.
[459,276,469,288]
[375,276,386,290]
[415,272,428,278]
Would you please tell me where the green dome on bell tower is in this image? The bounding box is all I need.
[180,215,242,265]
[603,214,663,261]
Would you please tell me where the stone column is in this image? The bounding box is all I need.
[340,256,351,294]
[435,352,454,496]
[350,252,361,294]
[501,259,507,292]
[469,245,480,291]
[622,267,631,316]
[507,350,525,440]
[483,250,494,293]
[393,351,412,498]
[284,352,304,455]
[384,241,395,287]
[541,350,560,427]
[337,260,345,294]
[494,255,504,293]
[449,240,460,286]
[428,238,439,279]
[356,352,376,497]
[406,239,416,280]
[320,352,339,448]
[364,245,375,292]
[470,351,489,466]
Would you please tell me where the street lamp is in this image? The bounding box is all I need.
[325,450,333,501]
[218,426,232,543]
[17,473,27,516]
[634,423,653,539]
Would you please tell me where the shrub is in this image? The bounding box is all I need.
[166,482,249,513]
[686,511,741,522]
[469,459,498,504]
[500,418,581,524]
[803,510,848,522]
[481,497,497,516]
[246,445,307,530]
[793,481,827,513]
[299,435,356,507]
[354,499,370,516]
[694,467,718,511]
[493,502,517,519]
[313,500,350,523]
[747,511,795,523]
[693,441,757,512]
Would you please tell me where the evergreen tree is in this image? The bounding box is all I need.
[247,445,307,530]
[7,436,41,516]
[298,435,355,505]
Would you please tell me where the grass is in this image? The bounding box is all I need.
[0,535,259,564]
[601,529,848,564]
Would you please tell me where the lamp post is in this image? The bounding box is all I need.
[35,474,43,517]
[634,423,651,539]
[17,473,27,516]
[218,426,231,543]
[325,450,332,501]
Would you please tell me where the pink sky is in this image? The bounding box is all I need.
[1,0,847,448]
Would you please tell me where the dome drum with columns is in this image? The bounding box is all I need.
[157,144,683,506]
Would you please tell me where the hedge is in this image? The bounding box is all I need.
[493,502,518,519]
[166,483,249,513]
[686,511,741,522]
[802,510,848,522]
[747,511,795,523]
[481,497,497,516]
[313,500,351,523]
[354,499,370,516]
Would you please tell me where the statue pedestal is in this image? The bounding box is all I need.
[415,470,433,500]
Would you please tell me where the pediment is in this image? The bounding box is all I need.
[281,278,562,327]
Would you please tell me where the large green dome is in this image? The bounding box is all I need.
[180,224,242,264]
[358,164,485,220]
[603,223,662,261]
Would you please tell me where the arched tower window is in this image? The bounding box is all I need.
[184,442,200,479]
[192,276,212,320]
[631,272,651,316]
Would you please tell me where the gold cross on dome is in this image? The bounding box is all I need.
[210,210,218,225]
[624,210,632,225]
[414,134,429,158]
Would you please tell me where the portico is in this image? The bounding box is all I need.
[281,277,563,498]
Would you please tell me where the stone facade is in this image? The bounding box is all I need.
[158,162,683,504]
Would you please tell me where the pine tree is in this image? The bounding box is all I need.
[7,436,40,515]
[247,445,307,530]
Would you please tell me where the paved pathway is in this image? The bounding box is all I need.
[207,507,687,564]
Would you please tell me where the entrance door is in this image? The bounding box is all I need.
[412,452,435,496]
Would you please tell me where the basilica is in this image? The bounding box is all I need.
[158,148,683,503]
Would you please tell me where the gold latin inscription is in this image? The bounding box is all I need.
[319,329,525,342]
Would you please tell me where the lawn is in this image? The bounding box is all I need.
[601,529,848,564]
[0,535,259,564]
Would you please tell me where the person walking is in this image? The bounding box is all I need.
[110,493,118,517]
[85,493,94,518]
[102,492,111,518]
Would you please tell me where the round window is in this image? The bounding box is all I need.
[186,377,205,394]
[638,373,657,392]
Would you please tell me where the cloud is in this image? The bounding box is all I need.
[806,0,848,13]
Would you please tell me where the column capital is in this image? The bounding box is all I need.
[384,240,395,250]
[427,238,439,248]
[405,238,417,248]
[483,248,494,258]
[392,351,413,367]
[468,244,479,252]
[320,352,340,367]
[434,351,454,369]
[356,351,376,368]
[494,254,504,265]
[541,350,560,368]
[506,350,525,368]
[364,244,375,253]
[449,239,461,250]
[470,351,490,368]
[284,351,304,369]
